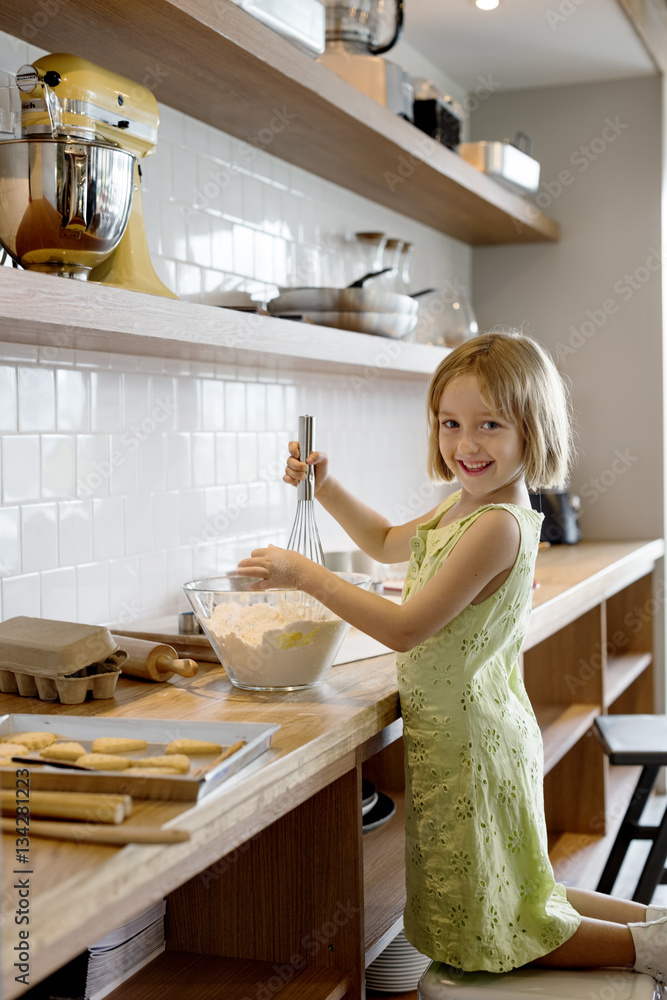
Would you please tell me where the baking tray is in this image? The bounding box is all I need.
[0,714,279,801]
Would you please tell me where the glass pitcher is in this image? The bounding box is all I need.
[323,0,404,55]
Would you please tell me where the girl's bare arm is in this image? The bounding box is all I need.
[238,508,521,651]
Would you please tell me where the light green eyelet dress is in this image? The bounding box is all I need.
[397,491,581,972]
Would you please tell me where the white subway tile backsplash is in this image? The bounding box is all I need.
[41,435,76,500]
[167,547,195,606]
[173,145,199,208]
[187,211,213,269]
[109,556,141,625]
[224,381,246,432]
[237,432,259,483]
[0,367,17,432]
[166,433,193,491]
[92,496,125,562]
[18,367,56,432]
[152,491,180,551]
[0,506,19,577]
[59,500,93,566]
[76,562,110,625]
[139,550,169,616]
[2,573,40,619]
[41,566,77,621]
[192,433,216,487]
[21,503,58,573]
[3,435,40,503]
[124,493,154,556]
[109,433,140,496]
[76,434,112,500]
[0,342,38,364]
[179,489,206,547]
[123,373,150,429]
[138,434,167,494]
[56,369,90,432]
[215,433,238,485]
[160,200,189,263]
[91,372,122,432]
[175,378,201,432]
[175,261,203,300]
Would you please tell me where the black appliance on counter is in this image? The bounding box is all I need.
[530,491,582,545]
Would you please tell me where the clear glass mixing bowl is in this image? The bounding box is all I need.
[183,572,371,692]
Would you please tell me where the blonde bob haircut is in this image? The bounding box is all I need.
[426,331,574,491]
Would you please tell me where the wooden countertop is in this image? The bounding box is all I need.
[1,538,663,998]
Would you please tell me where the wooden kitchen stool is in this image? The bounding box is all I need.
[594,714,667,903]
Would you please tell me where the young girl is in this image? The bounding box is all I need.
[237,330,667,984]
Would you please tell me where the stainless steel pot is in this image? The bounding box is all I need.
[0,137,135,278]
[267,286,419,316]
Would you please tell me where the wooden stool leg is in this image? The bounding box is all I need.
[596,766,659,895]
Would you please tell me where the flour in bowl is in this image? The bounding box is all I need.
[206,596,350,689]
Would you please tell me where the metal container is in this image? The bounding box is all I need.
[457,137,541,195]
[0,137,135,277]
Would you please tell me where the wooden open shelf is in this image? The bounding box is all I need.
[0,268,445,378]
[363,792,406,966]
[549,764,642,888]
[605,653,653,708]
[105,952,350,1000]
[534,703,601,774]
[0,0,557,246]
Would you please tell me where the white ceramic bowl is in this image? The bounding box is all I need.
[183,572,371,691]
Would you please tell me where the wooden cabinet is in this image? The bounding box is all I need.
[6,541,663,1000]
[524,541,664,888]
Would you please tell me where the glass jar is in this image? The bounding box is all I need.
[396,241,414,294]
[353,231,387,283]
[378,237,404,291]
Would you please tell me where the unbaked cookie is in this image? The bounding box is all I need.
[91,737,148,754]
[40,742,86,762]
[75,753,133,771]
[131,754,190,773]
[165,739,222,755]
[0,732,56,750]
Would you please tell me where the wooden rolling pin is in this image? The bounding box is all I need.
[1,790,132,824]
[0,818,190,844]
[111,635,199,682]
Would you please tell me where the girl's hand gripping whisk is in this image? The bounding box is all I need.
[286,415,326,565]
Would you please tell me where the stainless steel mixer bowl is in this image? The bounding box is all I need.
[0,138,135,278]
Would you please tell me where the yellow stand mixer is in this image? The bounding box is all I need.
[0,53,176,298]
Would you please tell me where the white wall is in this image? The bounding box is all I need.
[0,30,461,627]
[471,76,663,542]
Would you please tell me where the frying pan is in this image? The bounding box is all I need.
[275,310,417,339]
[268,269,419,317]
[268,288,418,316]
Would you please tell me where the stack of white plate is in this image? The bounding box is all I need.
[366,928,432,993]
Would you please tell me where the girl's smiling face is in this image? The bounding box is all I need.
[438,374,525,501]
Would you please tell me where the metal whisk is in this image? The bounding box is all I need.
[286,414,325,565]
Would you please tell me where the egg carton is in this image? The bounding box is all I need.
[0,616,126,704]
[0,661,122,704]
